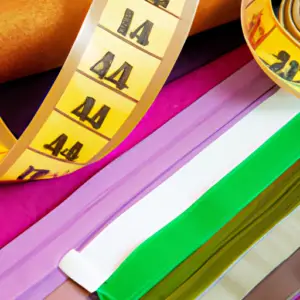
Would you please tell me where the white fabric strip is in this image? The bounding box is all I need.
[59,89,300,292]
[198,207,300,300]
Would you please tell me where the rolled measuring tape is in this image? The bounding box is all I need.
[241,0,300,97]
[0,0,199,182]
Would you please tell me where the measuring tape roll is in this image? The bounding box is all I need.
[0,0,199,182]
[241,0,300,98]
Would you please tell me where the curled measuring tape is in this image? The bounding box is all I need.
[241,0,300,98]
[0,0,199,182]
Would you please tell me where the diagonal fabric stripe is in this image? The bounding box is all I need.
[0,45,252,249]
[144,162,300,299]
[199,207,300,300]
[0,60,274,300]
[95,115,300,299]
[58,90,300,297]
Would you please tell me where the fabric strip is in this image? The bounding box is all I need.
[246,251,300,300]
[144,162,300,299]
[96,113,299,300]
[48,162,300,300]
[0,45,252,249]
[57,89,300,296]
[0,62,274,300]
[199,207,300,300]
[98,116,300,299]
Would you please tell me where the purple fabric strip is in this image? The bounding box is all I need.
[0,62,276,299]
[291,292,300,300]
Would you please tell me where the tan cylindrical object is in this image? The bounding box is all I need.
[190,0,242,35]
[0,0,241,83]
[0,0,91,83]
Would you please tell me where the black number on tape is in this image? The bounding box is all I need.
[118,8,154,46]
[18,166,50,180]
[269,51,290,73]
[72,97,111,130]
[148,0,170,8]
[44,134,67,157]
[118,8,134,36]
[44,134,83,161]
[268,50,299,81]
[90,52,133,90]
[91,52,114,79]
[60,142,83,161]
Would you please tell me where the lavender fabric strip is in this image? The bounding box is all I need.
[289,291,300,300]
[0,62,276,299]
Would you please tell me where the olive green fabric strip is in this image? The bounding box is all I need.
[97,114,300,300]
[168,172,300,299]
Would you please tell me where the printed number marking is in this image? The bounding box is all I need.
[71,97,111,130]
[118,8,154,46]
[267,50,300,82]
[18,166,50,180]
[90,52,133,90]
[148,0,170,9]
[44,134,83,161]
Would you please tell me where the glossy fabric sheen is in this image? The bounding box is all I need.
[145,163,300,299]
[48,165,300,300]
[200,204,300,300]
[0,46,252,248]
[170,170,300,299]
[60,82,284,294]
[97,114,300,300]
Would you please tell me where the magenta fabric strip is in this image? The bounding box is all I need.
[0,45,252,248]
[0,61,276,299]
[293,294,300,300]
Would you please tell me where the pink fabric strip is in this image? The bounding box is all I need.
[0,61,276,299]
[0,45,252,248]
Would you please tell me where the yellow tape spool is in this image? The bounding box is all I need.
[0,0,199,182]
[241,0,300,98]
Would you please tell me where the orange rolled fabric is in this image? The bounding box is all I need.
[0,0,241,83]
[0,0,91,83]
[190,0,242,35]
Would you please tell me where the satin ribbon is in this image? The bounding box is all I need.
[200,206,300,300]
[58,89,300,299]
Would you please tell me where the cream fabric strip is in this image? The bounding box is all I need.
[199,207,300,300]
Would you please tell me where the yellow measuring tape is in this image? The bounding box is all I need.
[0,0,298,182]
[0,0,198,181]
[241,0,300,97]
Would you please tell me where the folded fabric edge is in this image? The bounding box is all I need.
[200,205,300,300]
[56,91,300,298]
[0,58,273,300]
[95,113,300,299]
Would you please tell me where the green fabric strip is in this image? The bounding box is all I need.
[97,114,300,300]
[168,170,300,299]
[144,162,300,299]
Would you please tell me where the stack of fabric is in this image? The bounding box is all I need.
[0,0,299,299]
